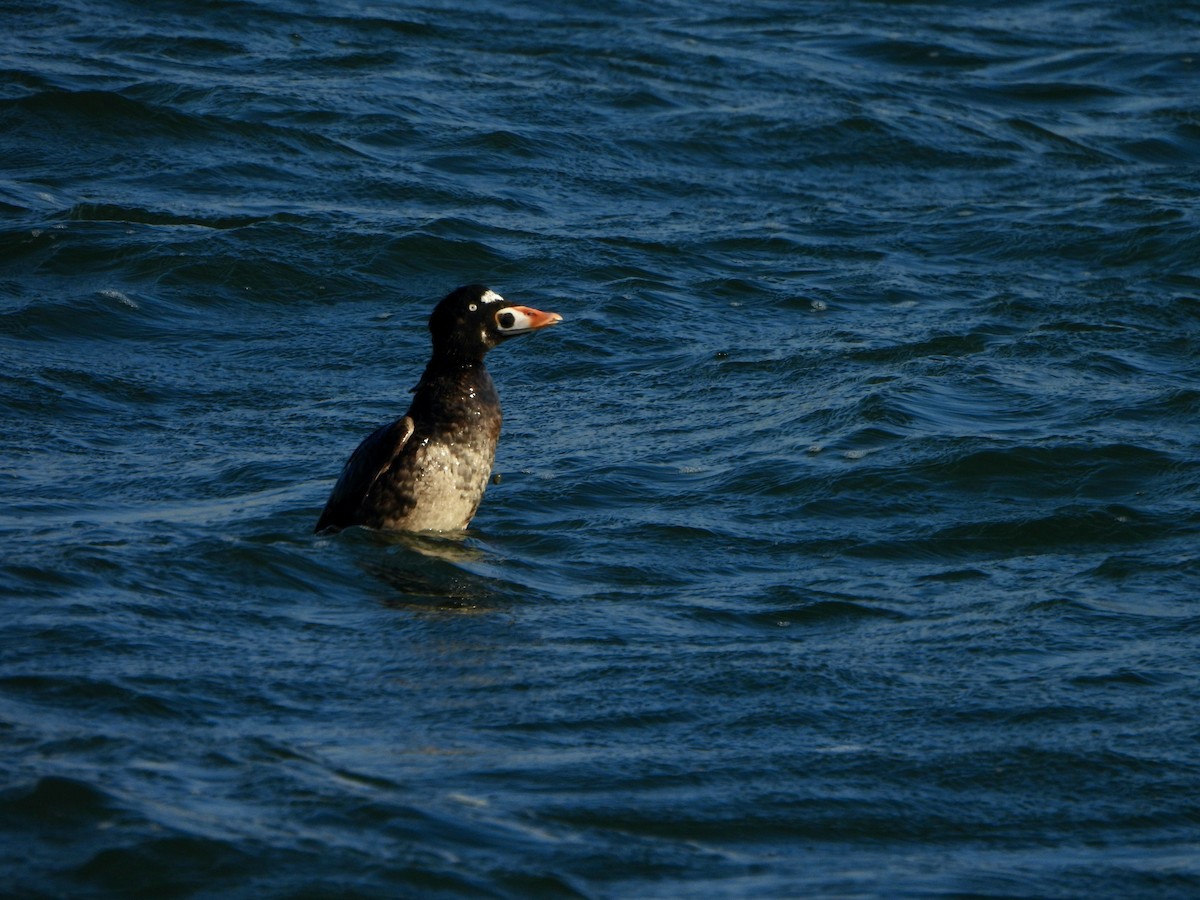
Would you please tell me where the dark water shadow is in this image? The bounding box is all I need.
[331,527,523,615]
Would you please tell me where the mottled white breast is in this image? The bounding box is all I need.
[399,434,496,531]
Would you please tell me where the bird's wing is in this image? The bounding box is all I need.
[315,416,415,533]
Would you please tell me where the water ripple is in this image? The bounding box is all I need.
[3,0,1199,896]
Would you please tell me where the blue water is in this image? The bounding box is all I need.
[3,1,1200,897]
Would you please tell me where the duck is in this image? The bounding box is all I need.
[315,285,562,533]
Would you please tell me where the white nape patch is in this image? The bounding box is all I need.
[480,289,505,305]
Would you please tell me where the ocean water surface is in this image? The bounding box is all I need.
[2,0,1199,896]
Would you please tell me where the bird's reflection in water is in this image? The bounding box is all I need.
[349,528,506,614]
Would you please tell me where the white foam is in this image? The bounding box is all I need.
[99,289,138,309]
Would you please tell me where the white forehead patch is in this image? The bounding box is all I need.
[480,290,505,305]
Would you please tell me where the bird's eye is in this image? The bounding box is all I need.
[498,312,515,329]
[469,303,478,312]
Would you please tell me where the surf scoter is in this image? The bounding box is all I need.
[315,285,562,533]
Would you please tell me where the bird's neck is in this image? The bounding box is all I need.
[408,357,498,421]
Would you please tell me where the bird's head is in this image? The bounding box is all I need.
[428,284,562,360]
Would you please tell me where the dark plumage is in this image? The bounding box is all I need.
[315,285,562,533]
